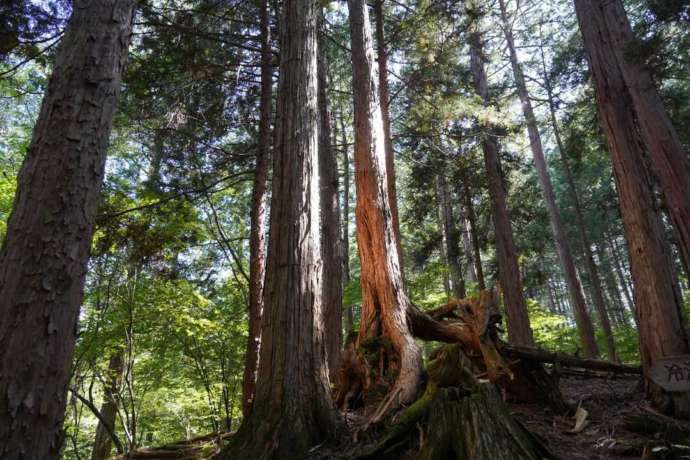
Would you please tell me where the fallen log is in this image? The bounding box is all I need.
[502,345,642,375]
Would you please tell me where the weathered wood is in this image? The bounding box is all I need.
[649,355,690,392]
[503,344,642,375]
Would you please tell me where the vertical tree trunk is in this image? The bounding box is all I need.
[349,0,423,408]
[459,201,477,286]
[318,16,343,379]
[373,0,404,273]
[464,182,486,290]
[575,0,690,416]
[498,0,600,358]
[221,1,339,456]
[0,2,135,457]
[466,3,534,346]
[241,0,272,417]
[90,354,125,460]
[607,236,634,310]
[599,0,690,275]
[436,173,465,299]
[341,115,354,334]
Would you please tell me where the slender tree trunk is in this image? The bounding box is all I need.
[607,236,634,310]
[349,0,423,407]
[241,0,272,418]
[599,0,690,275]
[318,16,343,379]
[436,173,465,299]
[220,1,339,456]
[464,182,486,290]
[0,2,135,457]
[499,0,600,358]
[340,114,354,334]
[373,0,404,274]
[575,0,690,416]
[90,354,125,460]
[459,199,477,286]
[466,4,534,346]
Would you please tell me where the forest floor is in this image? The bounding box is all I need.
[120,371,688,459]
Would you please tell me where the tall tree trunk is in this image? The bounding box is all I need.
[436,173,465,299]
[463,182,486,290]
[341,114,355,334]
[349,0,423,408]
[90,354,125,460]
[241,0,272,417]
[466,3,534,346]
[459,199,477,286]
[499,0,600,358]
[607,236,634,310]
[220,1,339,456]
[318,16,343,379]
[373,0,404,274]
[598,0,690,275]
[0,2,135,457]
[575,0,690,416]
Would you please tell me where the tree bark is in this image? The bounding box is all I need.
[219,0,339,457]
[499,0,600,358]
[0,2,135,457]
[91,354,125,460]
[373,0,404,274]
[348,0,423,409]
[466,4,534,346]
[318,16,343,380]
[436,173,465,299]
[598,0,690,276]
[241,0,272,418]
[575,0,690,417]
[340,114,355,334]
[464,182,486,290]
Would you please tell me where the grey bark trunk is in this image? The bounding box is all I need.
[241,0,272,418]
[0,2,135,457]
[220,1,339,456]
[318,17,343,379]
[436,173,465,299]
[90,354,125,460]
[499,0,600,359]
[340,115,354,334]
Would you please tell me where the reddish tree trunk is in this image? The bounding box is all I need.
[348,0,423,408]
[0,2,135,457]
[318,17,343,379]
[467,7,534,346]
[499,0,600,358]
[241,0,272,417]
[220,1,339,456]
[575,0,690,416]
[374,0,404,274]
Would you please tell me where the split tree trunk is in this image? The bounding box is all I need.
[498,0,600,359]
[318,17,344,380]
[91,354,125,460]
[466,3,534,346]
[463,182,486,290]
[0,2,135,457]
[575,0,690,417]
[598,0,690,275]
[349,0,423,408]
[241,0,272,417]
[374,0,404,274]
[219,0,339,457]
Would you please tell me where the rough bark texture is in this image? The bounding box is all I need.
[349,0,423,409]
[318,18,343,380]
[91,353,125,460]
[499,0,600,359]
[466,5,534,346]
[463,183,485,290]
[0,2,135,457]
[575,0,690,417]
[599,0,690,275]
[219,1,339,457]
[241,0,272,417]
[436,173,465,299]
[373,0,404,274]
[341,115,355,334]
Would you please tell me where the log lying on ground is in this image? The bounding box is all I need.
[503,344,642,374]
[114,432,231,459]
[356,344,555,460]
